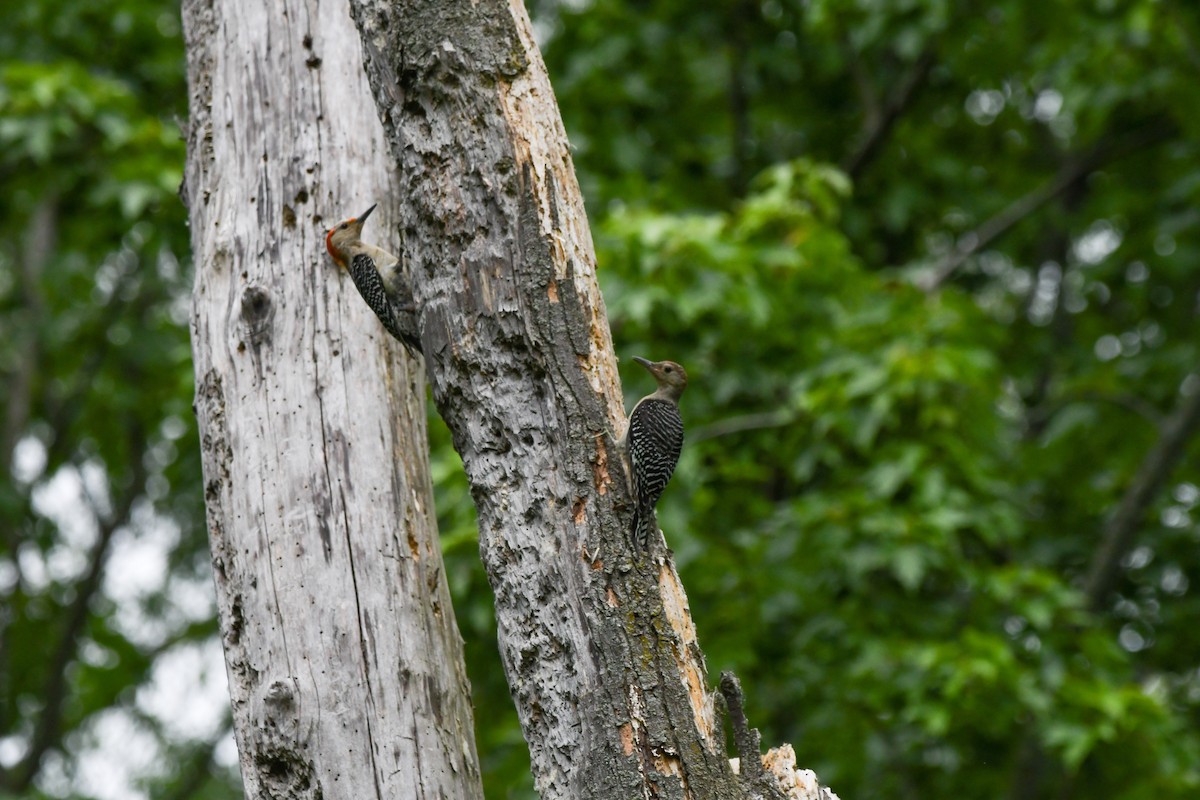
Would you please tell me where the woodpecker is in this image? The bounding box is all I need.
[622,356,687,551]
[326,203,421,354]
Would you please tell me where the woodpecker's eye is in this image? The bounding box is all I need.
[663,366,673,373]
[339,223,348,230]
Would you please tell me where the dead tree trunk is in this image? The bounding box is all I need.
[347,2,824,798]
[181,1,482,798]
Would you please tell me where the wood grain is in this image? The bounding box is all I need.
[182,0,482,797]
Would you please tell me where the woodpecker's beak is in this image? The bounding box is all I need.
[359,203,378,223]
[632,356,653,370]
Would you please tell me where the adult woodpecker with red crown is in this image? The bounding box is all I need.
[326,203,421,355]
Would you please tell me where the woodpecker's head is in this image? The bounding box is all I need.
[633,356,688,400]
[325,203,377,269]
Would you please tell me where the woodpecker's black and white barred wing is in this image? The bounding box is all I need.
[348,253,421,355]
[627,398,684,550]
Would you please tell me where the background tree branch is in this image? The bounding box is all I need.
[922,119,1177,291]
[11,425,147,791]
[1,195,54,471]
[843,48,936,181]
[1083,374,1200,610]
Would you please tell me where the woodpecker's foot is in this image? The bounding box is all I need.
[592,425,621,448]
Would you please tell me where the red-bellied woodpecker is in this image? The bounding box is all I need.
[326,203,421,355]
[621,356,687,551]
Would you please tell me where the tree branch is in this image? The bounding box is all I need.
[1164,0,1200,74]
[842,33,881,135]
[690,409,798,443]
[843,47,936,181]
[727,0,753,197]
[0,198,57,749]
[12,425,148,791]
[158,725,231,800]
[2,195,55,472]
[719,672,767,786]
[1027,390,1165,436]
[1082,374,1200,609]
[922,120,1177,291]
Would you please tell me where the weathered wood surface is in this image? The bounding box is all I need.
[348,2,748,798]
[181,1,482,798]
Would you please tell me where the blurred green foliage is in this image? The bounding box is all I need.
[443,0,1200,797]
[0,1,231,798]
[4,0,1200,799]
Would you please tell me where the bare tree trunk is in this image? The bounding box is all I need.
[347,3,824,798]
[181,1,482,799]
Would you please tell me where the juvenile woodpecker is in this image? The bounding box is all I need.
[326,204,421,354]
[622,356,687,551]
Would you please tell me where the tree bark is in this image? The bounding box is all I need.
[181,2,482,799]
[347,3,818,798]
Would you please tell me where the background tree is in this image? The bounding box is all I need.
[3,0,1199,798]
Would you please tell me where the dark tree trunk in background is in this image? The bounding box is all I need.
[347,2,826,799]
[181,1,483,798]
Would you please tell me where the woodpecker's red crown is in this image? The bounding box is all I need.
[325,203,377,269]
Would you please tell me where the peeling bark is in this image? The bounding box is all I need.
[345,2,820,798]
[182,1,482,798]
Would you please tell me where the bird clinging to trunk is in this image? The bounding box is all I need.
[621,356,687,551]
[325,203,421,355]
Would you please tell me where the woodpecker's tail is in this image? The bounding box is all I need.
[630,503,656,551]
